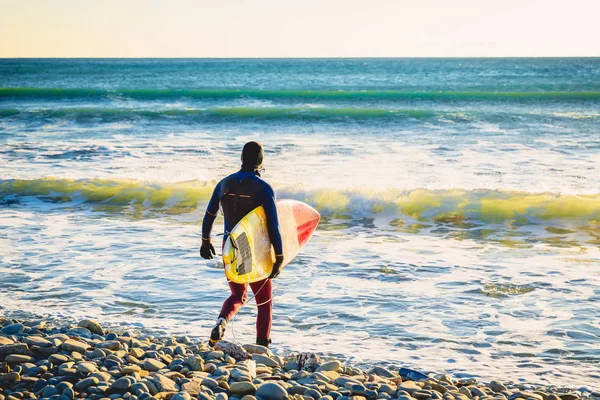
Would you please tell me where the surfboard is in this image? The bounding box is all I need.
[223,199,320,284]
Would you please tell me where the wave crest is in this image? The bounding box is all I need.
[2,178,599,224]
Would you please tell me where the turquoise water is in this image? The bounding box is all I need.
[0,59,599,388]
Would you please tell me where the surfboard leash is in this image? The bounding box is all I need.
[229,278,279,346]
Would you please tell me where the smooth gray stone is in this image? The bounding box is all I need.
[334,378,362,388]
[43,385,60,398]
[172,393,192,400]
[369,367,396,379]
[75,377,100,390]
[488,382,507,394]
[284,362,300,372]
[229,382,257,396]
[202,378,220,390]
[290,386,309,395]
[23,336,53,348]
[56,382,73,392]
[316,361,342,373]
[112,377,133,391]
[198,393,215,400]
[63,388,76,400]
[78,320,105,336]
[252,354,278,368]
[1,323,25,335]
[305,389,323,400]
[255,383,288,400]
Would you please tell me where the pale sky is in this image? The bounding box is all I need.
[1,0,599,58]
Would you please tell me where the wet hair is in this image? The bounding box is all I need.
[241,141,264,171]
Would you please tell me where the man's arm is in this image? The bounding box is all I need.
[200,183,221,259]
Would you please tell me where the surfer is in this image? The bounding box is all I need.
[200,141,284,348]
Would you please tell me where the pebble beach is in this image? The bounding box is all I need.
[0,318,597,400]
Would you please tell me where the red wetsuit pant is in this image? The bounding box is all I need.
[219,279,272,340]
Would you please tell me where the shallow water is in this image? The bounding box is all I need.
[1,59,599,388]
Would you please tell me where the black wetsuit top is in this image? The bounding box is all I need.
[201,170,283,255]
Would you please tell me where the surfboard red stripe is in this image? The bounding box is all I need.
[297,217,320,248]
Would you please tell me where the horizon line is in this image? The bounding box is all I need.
[2,56,600,60]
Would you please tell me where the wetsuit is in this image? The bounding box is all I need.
[201,169,283,341]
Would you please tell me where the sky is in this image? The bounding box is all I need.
[1,0,599,58]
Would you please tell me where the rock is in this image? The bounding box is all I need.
[231,368,253,382]
[284,361,300,371]
[559,395,580,400]
[511,393,543,400]
[23,336,52,348]
[488,382,506,393]
[334,377,362,388]
[214,341,251,361]
[242,345,272,356]
[112,377,133,392]
[145,359,167,372]
[77,362,98,374]
[63,387,76,399]
[5,354,35,364]
[0,337,14,345]
[230,382,257,396]
[399,382,421,394]
[130,348,145,358]
[181,381,202,395]
[471,388,487,398]
[546,396,561,400]
[413,391,434,400]
[1,323,24,335]
[186,356,204,372]
[123,365,142,374]
[78,320,105,336]
[75,376,100,390]
[90,371,112,382]
[61,339,89,354]
[0,343,32,357]
[317,361,342,373]
[49,354,69,364]
[154,374,178,392]
[156,392,179,400]
[252,354,278,368]
[43,385,60,397]
[457,387,472,398]
[216,394,228,400]
[0,371,20,382]
[172,393,192,400]
[305,389,323,399]
[368,367,395,378]
[96,340,121,350]
[198,393,214,400]
[202,378,220,389]
[242,396,258,400]
[255,382,288,400]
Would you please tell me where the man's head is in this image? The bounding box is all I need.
[241,141,264,171]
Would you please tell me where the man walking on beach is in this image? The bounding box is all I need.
[200,141,284,348]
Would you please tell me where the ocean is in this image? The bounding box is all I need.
[0,58,599,388]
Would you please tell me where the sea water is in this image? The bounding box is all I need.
[0,58,599,387]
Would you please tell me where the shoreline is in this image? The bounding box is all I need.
[1,317,597,400]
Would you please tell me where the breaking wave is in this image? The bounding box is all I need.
[2,178,599,224]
